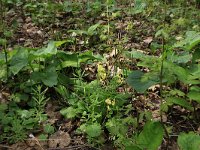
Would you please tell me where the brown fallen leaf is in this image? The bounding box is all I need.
[143,37,153,44]
[48,131,71,148]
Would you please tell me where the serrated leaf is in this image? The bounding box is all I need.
[166,97,193,111]
[44,124,54,134]
[127,70,159,93]
[187,91,200,103]
[178,132,200,150]
[174,31,200,51]
[60,107,77,118]
[137,121,164,150]
[85,123,101,138]
[38,134,48,141]
[10,48,29,75]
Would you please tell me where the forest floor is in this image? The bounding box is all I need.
[1,1,200,150]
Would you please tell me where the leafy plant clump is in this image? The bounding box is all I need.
[1,0,200,149]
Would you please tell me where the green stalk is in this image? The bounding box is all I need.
[159,0,169,140]
[4,43,8,80]
[106,0,110,36]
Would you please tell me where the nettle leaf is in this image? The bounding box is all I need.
[106,118,128,136]
[163,61,189,83]
[31,66,58,87]
[10,48,29,75]
[38,134,48,141]
[167,51,192,64]
[178,132,200,150]
[187,91,200,103]
[166,97,193,111]
[174,31,200,51]
[31,41,57,56]
[127,70,159,93]
[44,124,54,134]
[137,121,164,150]
[60,107,78,118]
[85,123,102,138]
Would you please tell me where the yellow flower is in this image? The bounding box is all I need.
[105,98,112,105]
[111,99,115,106]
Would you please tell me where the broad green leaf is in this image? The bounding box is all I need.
[174,31,200,51]
[85,123,102,138]
[127,70,159,93]
[124,50,147,59]
[44,124,54,134]
[129,0,146,14]
[163,61,189,83]
[31,41,57,56]
[79,51,98,63]
[87,23,100,36]
[187,91,200,103]
[60,107,77,118]
[123,50,157,60]
[167,52,192,64]
[169,89,185,97]
[178,132,200,150]
[137,121,164,150]
[31,67,58,87]
[10,48,29,75]
[166,97,193,111]
[54,40,67,47]
[57,52,79,69]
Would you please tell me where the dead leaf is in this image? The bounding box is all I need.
[143,37,153,44]
[48,131,71,148]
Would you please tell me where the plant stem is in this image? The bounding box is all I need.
[4,44,8,80]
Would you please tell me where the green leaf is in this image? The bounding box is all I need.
[187,91,200,103]
[174,31,200,51]
[137,121,164,150]
[31,41,57,56]
[0,104,8,112]
[178,132,200,150]
[10,48,29,75]
[130,0,146,14]
[87,23,100,36]
[31,66,58,87]
[85,123,102,138]
[125,145,142,150]
[38,134,48,141]
[166,97,193,111]
[163,61,189,83]
[167,52,192,64]
[44,124,54,134]
[106,118,128,136]
[60,107,77,118]
[57,52,79,69]
[54,40,67,47]
[127,70,159,93]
